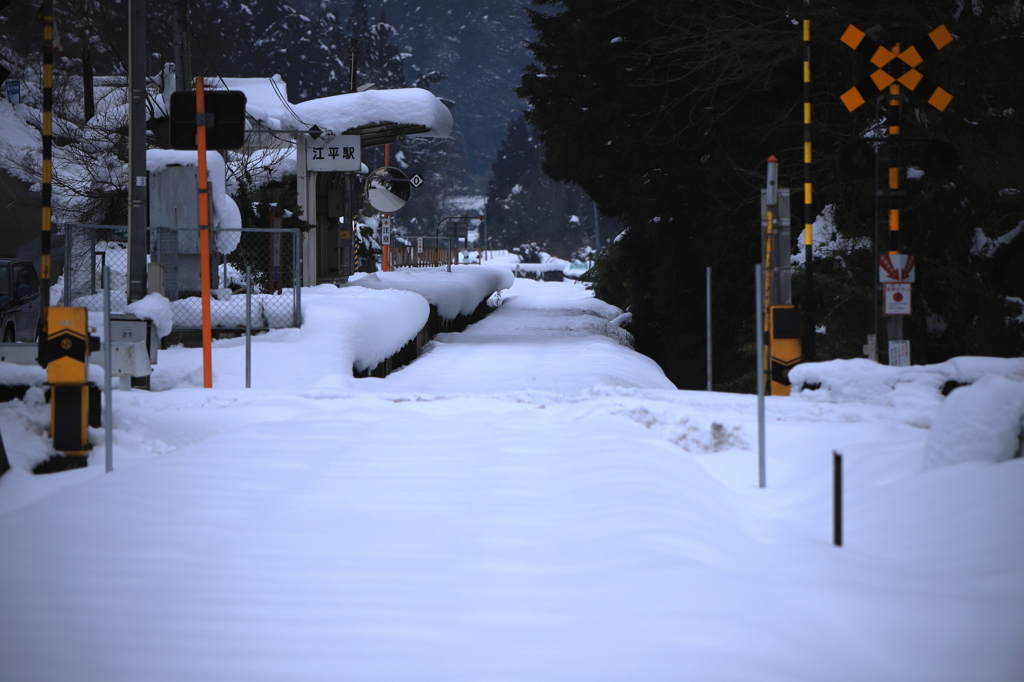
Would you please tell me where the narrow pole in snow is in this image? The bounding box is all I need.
[801,1,817,362]
[245,266,252,389]
[833,450,843,546]
[38,0,55,357]
[756,264,766,488]
[382,144,390,272]
[195,77,213,388]
[103,266,113,473]
[763,156,778,397]
[127,0,148,304]
[706,266,712,391]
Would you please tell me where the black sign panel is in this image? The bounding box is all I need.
[169,90,247,151]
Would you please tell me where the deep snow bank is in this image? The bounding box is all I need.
[791,355,1024,466]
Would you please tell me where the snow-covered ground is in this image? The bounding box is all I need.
[1,276,1022,682]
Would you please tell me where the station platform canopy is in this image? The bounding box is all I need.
[216,76,453,147]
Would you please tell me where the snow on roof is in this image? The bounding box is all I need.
[287,88,453,139]
[167,77,453,140]
[217,76,294,130]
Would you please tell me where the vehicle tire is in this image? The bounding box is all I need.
[2,325,13,343]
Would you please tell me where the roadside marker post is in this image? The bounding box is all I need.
[45,307,98,461]
[833,451,843,547]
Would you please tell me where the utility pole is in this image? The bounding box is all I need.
[127,0,148,303]
[172,0,191,93]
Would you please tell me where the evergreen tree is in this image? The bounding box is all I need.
[520,0,1024,390]
[485,113,594,258]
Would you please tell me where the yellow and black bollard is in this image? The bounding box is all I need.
[769,305,803,396]
[42,307,99,469]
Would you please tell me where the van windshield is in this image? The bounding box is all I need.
[0,266,7,297]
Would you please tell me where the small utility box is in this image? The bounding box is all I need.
[108,314,158,383]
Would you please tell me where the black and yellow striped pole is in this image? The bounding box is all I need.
[38,0,55,363]
[801,1,815,361]
[763,156,778,396]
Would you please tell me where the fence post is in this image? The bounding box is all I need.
[756,263,766,488]
[833,451,843,547]
[245,265,251,389]
[293,229,302,328]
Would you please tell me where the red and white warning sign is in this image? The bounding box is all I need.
[879,253,916,283]
[884,282,912,315]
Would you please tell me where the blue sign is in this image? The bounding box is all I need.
[4,80,20,104]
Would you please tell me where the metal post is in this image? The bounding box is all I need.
[706,266,712,391]
[293,230,302,328]
[172,0,190,93]
[763,157,778,397]
[127,0,148,304]
[756,264,766,488]
[63,224,71,306]
[103,266,113,472]
[245,266,251,389]
[833,450,843,546]
[348,39,359,93]
[593,198,600,249]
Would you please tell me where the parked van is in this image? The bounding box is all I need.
[0,259,41,342]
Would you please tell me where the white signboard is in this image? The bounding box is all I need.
[417,237,424,254]
[883,282,912,315]
[307,134,361,172]
[381,215,391,245]
[879,253,916,283]
[888,340,911,367]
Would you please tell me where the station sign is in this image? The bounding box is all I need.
[307,134,361,172]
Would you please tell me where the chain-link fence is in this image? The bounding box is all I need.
[62,224,302,332]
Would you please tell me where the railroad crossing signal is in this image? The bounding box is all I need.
[839,24,954,112]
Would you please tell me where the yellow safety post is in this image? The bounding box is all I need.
[46,307,93,457]
[769,305,803,396]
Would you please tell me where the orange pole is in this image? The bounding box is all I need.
[196,79,213,388]
[382,144,390,272]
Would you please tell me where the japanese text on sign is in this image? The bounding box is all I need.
[307,134,361,172]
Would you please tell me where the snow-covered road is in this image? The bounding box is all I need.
[1,276,1022,681]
